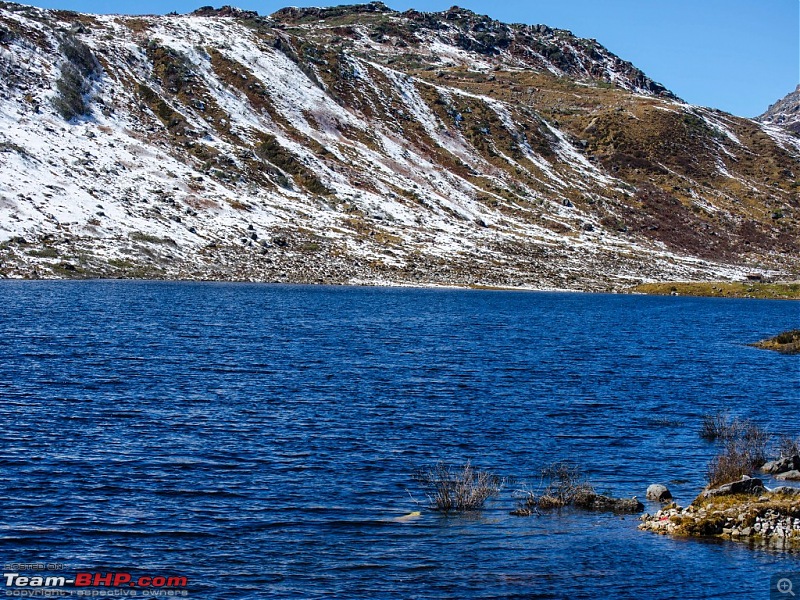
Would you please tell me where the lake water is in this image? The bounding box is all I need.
[0,281,798,599]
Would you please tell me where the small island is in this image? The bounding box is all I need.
[750,330,800,355]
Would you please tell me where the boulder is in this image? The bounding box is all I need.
[574,492,644,513]
[770,486,800,496]
[775,470,800,481]
[646,484,672,502]
[702,476,766,498]
[761,455,800,474]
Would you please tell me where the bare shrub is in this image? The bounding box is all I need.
[540,463,595,507]
[775,436,800,458]
[705,420,770,487]
[700,411,734,440]
[701,413,768,457]
[738,422,769,466]
[707,442,752,487]
[513,463,595,513]
[414,461,503,513]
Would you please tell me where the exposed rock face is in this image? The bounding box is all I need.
[758,85,800,134]
[0,3,798,286]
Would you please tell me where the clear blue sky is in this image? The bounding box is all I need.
[24,0,799,118]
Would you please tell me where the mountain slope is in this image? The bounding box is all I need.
[0,2,798,289]
[759,85,800,135]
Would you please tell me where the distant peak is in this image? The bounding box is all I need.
[757,84,800,133]
[271,2,392,23]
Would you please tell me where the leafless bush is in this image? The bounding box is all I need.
[700,411,735,440]
[701,412,768,456]
[775,436,800,458]
[738,421,769,466]
[706,421,770,487]
[513,463,596,513]
[706,442,752,487]
[541,463,596,507]
[414,461,503,513]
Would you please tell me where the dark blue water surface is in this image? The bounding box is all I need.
[0,281,798,599]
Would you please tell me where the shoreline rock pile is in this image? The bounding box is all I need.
[639,476,800,549]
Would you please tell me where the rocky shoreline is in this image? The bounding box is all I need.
[640,480,800,549]
[751,330,800,354]
[641,456,800,549]
[0,231,759,294]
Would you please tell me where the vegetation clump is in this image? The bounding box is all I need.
[535,462,595,509]
[414,461,503,513]
[53,63,90,119]
[776,436,800,459]
[700,412,769,487]
[52,33,100,120]
[255,134,330,195]
[511,463,642,516]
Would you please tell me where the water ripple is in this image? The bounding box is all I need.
[0,282,797,599]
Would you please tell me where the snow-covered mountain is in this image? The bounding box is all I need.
[0,2,798,289]
[759,85,800,135]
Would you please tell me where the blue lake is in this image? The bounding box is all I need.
[0,281,798,599]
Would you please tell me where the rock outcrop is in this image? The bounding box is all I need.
[758,85,800,134]
[640,477,800,548]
